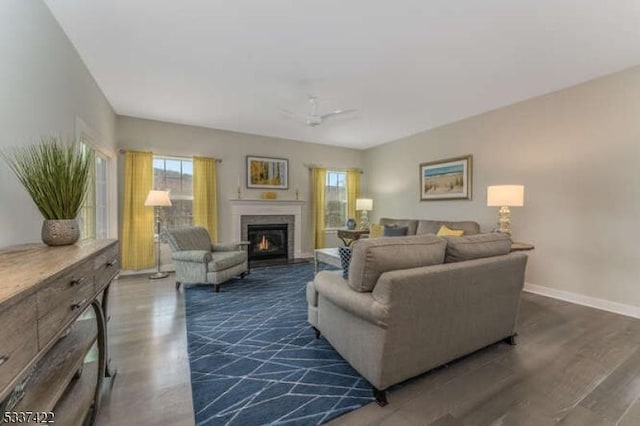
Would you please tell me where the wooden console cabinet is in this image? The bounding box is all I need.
[0,239,119,425]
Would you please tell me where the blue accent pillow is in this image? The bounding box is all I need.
[338,246,352,279]
[383,225,408,237]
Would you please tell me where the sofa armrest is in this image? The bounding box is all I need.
[212,242,242,252]
[172,250,212,263]
[314,271,389,327]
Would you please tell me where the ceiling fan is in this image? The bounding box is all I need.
[281,96,357,127]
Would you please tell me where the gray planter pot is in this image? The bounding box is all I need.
[41,219,80,246]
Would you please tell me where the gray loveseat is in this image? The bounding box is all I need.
[306,233,527,405]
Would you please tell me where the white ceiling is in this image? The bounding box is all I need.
[44,0,640,149]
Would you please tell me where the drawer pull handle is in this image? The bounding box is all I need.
[70,276,87,287]
[106,260,117,267]
[0,354,8,366]
[70,299,88,311]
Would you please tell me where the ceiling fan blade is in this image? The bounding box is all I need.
[320,109,357,120]
[280,108,307,122]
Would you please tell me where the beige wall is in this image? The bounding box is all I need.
[364,66,640,307]
[116,116,364,256]
[0,0,117,247]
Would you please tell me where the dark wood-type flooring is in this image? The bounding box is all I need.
[96,273,640,426]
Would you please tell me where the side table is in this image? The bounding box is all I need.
[510,242,534,252]
[314,248,342,274]
[337,229,369,246]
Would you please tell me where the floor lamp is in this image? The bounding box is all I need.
[145,190,172,279]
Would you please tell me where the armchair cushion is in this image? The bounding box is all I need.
[212,242,243,252]
[165,226,212,251]
[348,234,446,293]
[208,251,248,272]
[171,250,212,263]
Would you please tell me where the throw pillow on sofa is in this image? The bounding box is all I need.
[444,233,512,263]
[383,225,408,237]
[348,234,446,292]
[368,224,384,238]
[436,225,464,237]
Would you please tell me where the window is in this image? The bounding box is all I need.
[80,146,110,240]
[153,156,193,229]
[325,171,347,229]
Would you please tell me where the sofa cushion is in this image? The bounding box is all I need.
[348,235,446,292]
[416,220,480,236]
[208,251,248,272]
[444,233,512,263]
[379,218,419,235]
[383,225,408,237]
[436,225,464,237]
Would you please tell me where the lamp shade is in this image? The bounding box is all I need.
[144,190,172,207]
[487,185,524,207]
[356,198,373,211]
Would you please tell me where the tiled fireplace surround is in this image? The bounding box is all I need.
[230,200,304,259]
[242,215,295,259]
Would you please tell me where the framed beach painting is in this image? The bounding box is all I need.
[247,156,289,189]
[419,155,472,201]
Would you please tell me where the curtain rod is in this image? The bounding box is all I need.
[304,163,363,174]
[117,149,222,163]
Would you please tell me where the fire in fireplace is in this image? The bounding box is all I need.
[247,224,288,260]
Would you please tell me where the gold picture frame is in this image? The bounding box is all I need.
[419,155,472,201]
[246,156,289,189]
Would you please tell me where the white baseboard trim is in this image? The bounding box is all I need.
[524,282,640,319]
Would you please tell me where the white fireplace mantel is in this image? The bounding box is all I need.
[229,199,305,258]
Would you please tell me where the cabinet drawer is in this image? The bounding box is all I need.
[37,287,93,350]
[37,259,94,320]
[0,295,37,392]
[94,243,119,292]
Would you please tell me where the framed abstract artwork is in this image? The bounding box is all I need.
[419,155,472,201]
[246,156,289,189]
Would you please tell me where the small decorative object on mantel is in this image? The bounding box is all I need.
[261,191,278,200]
[346,218,356,230]
[420,155,472,201]
[1,136,94,246]
[247,155,288,189]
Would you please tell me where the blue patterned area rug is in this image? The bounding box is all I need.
[184,263,373,425]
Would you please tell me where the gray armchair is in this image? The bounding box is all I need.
[166,226,248,292]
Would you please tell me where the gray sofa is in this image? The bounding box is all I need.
[379,217,481,236]
[307,233,527,405]
[166,226,248,292]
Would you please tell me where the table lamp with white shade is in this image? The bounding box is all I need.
[145,190,172,279]
[487,185,524,235]
[356,198,373,230]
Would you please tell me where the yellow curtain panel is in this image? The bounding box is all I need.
[346,169,361,224]
[312,168,327,249]
[121,151,154,270]
[193,156,218,242]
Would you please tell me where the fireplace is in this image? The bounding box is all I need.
[247,224,288,261]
